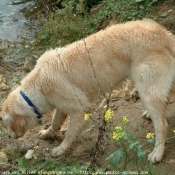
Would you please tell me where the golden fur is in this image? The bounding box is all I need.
[2,19,175,163]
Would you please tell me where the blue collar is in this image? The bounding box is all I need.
[20,90,42,119]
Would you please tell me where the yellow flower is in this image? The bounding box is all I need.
[84,113,91,121]
[113,131,125,141]
[122,116,129,124]
[103,105,107,109]
[173,130,175,134]
[113,132,120,140]
[115,126,122,131]
[105,109,114,122]
[113,126,126,140]
[146,133,154,139]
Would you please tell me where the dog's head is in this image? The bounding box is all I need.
[2,88,38,139]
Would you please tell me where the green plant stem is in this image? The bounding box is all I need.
[119,142,128,170]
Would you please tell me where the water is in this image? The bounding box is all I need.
[0,0,44,41]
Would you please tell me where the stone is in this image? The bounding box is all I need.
[160,12,168,18]
[168,9,173,13]
[0,151,9,169]
[0,74,9,97]
[25,149,34,159]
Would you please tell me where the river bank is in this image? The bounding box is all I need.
[0,0,47,41]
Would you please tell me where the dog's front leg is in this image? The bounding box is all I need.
[39,109,67,139]
[51,110,85,157]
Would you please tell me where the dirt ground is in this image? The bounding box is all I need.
[2,80,175,174]
[1,1,175,174]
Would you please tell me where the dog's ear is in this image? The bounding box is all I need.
[16,116,27,133]
[20,118,27,127]
[9,115,28,138]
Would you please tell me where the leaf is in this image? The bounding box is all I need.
[18,157,31,171]
[128,141,139,150]
[39,160,53,170]
[148,161,154,175]
[125,134,136,143]
[113,150,123,165]
[147,139,155,145]
[137,144,143,150]
[106,149,124,169]
[106,152,116,160]
[108,162,117,168]
[137,150,146,158]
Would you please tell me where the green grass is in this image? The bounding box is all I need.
[35,0,163,50]
[3,157,98,175]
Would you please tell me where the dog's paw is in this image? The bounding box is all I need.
[142,110,151,120]
[148,148,163,164]
[38,129,51,140]
[51,147,65,157]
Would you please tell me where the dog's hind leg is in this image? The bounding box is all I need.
[39,108,67,139]
[143,96,168,163]
[132,58,174,163]
[51,110,86,157]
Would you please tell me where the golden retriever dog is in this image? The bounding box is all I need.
[2,19,175,163]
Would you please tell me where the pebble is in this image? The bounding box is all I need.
[160,12,168,18]
[25,149,34,159]
[168,9,173,13]
[0,74,9,96]
[0,151,9,169]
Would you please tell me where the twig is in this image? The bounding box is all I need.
[90,90,113,168]
[82,39,105,97]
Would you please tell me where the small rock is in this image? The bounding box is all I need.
[0,82,8,90]
[25,149,34,159]
[160,12,168,18]
[168,9,173,13]
[0,151,9,169]
[0,74,9,97]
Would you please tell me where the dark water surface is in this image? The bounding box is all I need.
[0,0,44,40]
